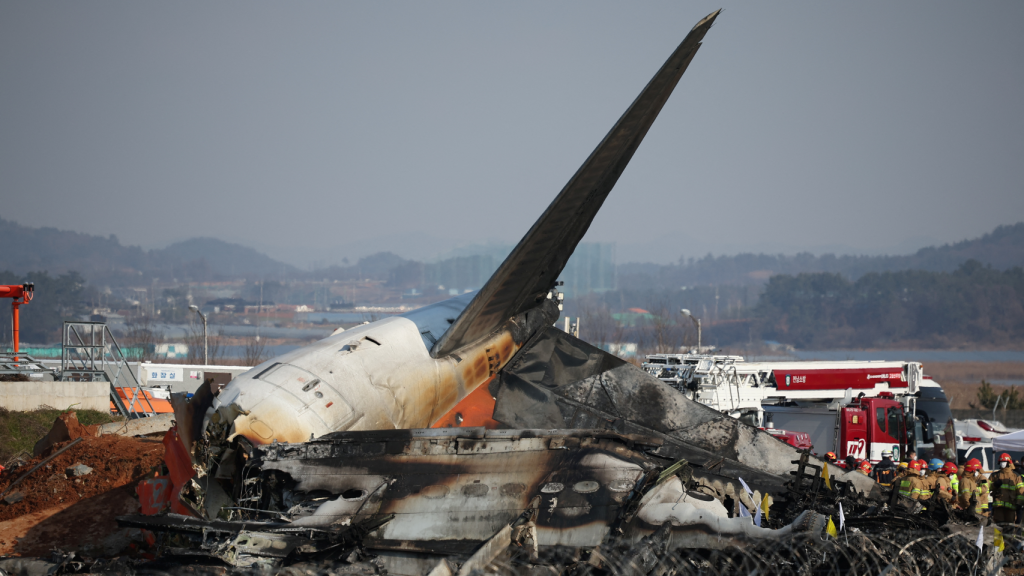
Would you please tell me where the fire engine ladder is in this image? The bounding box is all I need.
[702,363,746,414]
[60,321,156,418]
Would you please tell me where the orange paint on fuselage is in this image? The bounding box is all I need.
[431,376,499,429]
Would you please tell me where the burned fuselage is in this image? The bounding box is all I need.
[125,428,827,571]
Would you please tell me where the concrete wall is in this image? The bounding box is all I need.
[0,381,109,412]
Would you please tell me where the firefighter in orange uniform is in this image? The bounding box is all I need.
[899,460,927,502]
[934,462,956,504]
[988,453,1024,524]
[958,458,987,515]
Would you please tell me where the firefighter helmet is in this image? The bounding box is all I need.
[941,462,957,475]
[859,460,872,474]
[898,461,909,469]
[1000,453,1014,463]
[928,458,943,471]
[909,460,923,471]
[824,452,837,462]
[881,450,893,459]
[965,458,982,472]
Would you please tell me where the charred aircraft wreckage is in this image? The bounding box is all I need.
[117,10,951,575]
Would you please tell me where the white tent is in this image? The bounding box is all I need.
[993,429,1024,453]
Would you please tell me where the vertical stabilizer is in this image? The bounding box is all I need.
[433,11,720,357]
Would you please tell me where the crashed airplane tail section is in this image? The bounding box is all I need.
[193,9,720,454]
[431,10,720,358]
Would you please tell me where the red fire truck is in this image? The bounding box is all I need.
[644,355,955,463]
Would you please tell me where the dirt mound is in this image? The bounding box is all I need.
[31,411,101,456]
[0,434,164,524]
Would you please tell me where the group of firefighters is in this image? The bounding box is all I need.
[823,450,1024,522]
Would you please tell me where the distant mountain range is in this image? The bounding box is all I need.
[0,218,300,285]
[618,222,1024,289]
[0,217,1021,288]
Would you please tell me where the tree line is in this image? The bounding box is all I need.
[753,260,1024,349]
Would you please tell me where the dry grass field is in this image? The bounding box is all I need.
[924,362,1024,409]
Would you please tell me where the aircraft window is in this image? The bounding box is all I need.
[419,485,449,499]
[500,483,526,496]
[876,408,887,433]
[573,481,599,494]
[608,479,634,492]
[541,482,564,493]
[254,363,282,380]
[341,489,366,500]
[462,483,489,497]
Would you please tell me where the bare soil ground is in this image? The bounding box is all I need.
[0,413,164,556]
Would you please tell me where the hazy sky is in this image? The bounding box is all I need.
[2,2,1022,266]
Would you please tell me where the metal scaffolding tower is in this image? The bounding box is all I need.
[61,321,156,418]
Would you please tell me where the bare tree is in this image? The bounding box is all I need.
[208,330,224,365]
[122,314,157,362]
[243,334,267,366]
[577,300,617,350]
[185,320,204,365]
[185,321,224,365]
[636,305,687,356]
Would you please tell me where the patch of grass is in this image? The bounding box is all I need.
[0,408,120,464]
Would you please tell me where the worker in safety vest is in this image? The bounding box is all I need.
[894,461,909,482]
[946,462,959,499]
[919,458,943,500]
[899,460,927,501]
[934,462,956,504]
[989,453,1024,524]
[979,472,992,515]
[872,450,898,487]
[857,460,872,476]
[958,458,988,515]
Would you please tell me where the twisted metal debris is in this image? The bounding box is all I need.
[491,530,1024,576]
[5,528,1021,576]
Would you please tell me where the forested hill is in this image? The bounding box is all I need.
[1,217,1021,290]
[0,218,299,285]
[753,261,1024,349]
[618,222,1024,289]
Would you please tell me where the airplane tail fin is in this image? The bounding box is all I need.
[432,10,720,357]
